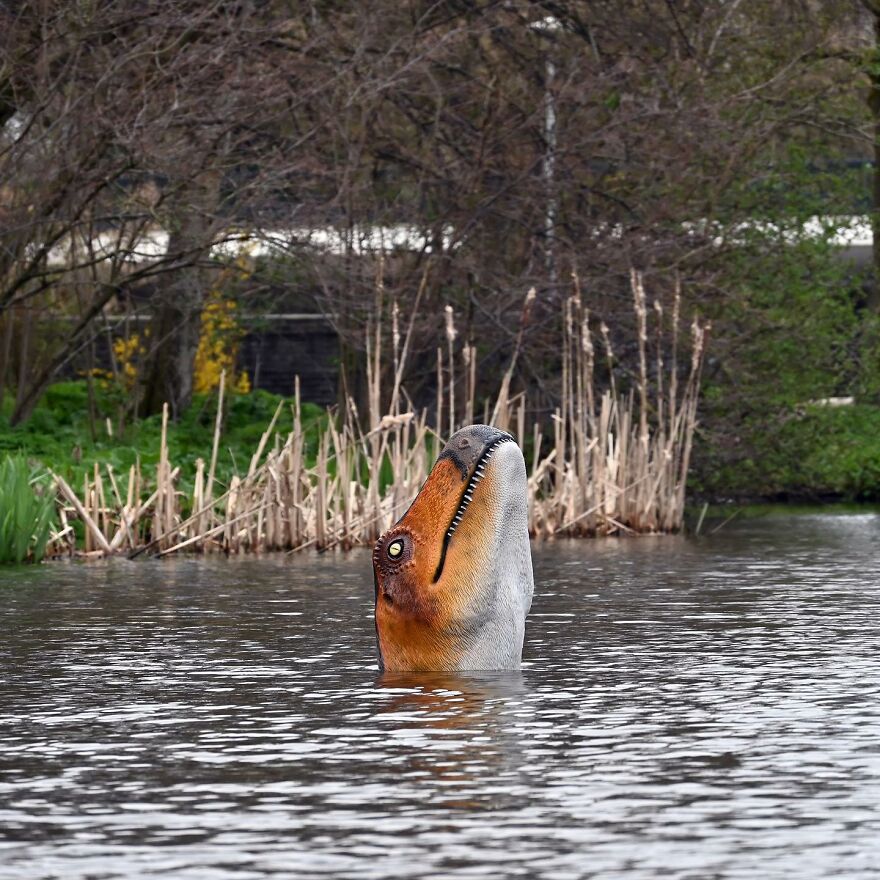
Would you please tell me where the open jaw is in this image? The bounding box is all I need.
[446,435,515,540]
[432,432,514,583]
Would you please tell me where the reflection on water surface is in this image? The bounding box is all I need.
[1,514,879,878]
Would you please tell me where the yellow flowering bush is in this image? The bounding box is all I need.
[193,297,251,394]
[101,260,251,399]
[112,334,146,390]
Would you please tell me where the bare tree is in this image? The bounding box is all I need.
[0,0,874,428]
[0,1,331,420]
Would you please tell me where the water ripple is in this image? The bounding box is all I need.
[1,516,879,878]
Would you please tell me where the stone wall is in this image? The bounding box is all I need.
[238,315,339,405]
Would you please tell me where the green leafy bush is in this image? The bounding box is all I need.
[0,381,326,500]
[0,455,56,564]
[693,404,880,502]
[692,147,879,502]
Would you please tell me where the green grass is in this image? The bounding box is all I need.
[0,455,56,564]
[0,380,327,500]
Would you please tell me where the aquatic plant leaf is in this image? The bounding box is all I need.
[0,454,56,565]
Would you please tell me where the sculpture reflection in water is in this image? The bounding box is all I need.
[375,671,529,809]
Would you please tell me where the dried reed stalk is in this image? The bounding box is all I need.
[45,273,707,559]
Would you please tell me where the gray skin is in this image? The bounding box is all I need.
[450,432,534,670]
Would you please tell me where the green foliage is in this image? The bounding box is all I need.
[0,381,327,501]
[692,144,880,502]
[0,455,56,564]
[693,404,880,502]
[725,149,871,221]
[857,312,880,404]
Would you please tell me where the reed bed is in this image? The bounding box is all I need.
[43,273,707,559]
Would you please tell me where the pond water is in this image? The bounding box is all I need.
[1,514,879,879]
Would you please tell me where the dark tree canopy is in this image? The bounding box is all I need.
[0,0,876,462]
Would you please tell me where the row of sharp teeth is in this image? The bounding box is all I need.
[446,436,513,539]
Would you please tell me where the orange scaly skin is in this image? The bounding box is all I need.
[374,457,468,671]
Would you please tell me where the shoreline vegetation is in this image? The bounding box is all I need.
[2,274,708,563]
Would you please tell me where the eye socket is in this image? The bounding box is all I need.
[387,538,404,560]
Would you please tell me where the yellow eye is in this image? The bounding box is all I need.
[387,539,403,559]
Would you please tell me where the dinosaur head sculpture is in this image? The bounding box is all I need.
[373,424,534,672]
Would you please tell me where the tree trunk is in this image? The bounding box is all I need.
[869,9,880,312]
[0,308,13,414]
[141,174,219,419]
[14,307,31,411]
[9,286,119,426]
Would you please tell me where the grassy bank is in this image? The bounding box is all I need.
[0,380,326,495]
[693,403,880,503]
[8,372,879,562]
